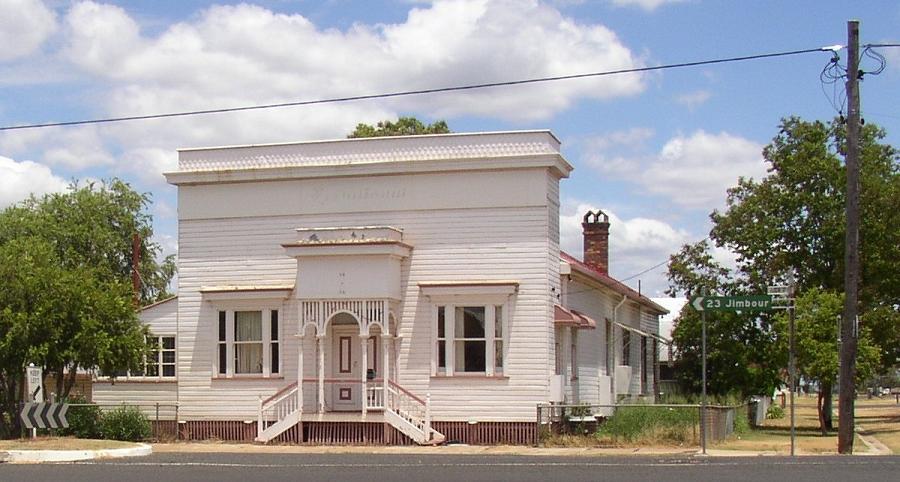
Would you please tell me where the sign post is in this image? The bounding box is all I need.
[690,293,773,455]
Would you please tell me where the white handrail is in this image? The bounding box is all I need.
[366,382,385,409]
[385,381,431,441]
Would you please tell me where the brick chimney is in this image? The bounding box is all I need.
[582,210,610,275]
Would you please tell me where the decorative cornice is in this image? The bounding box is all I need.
[167,131,572,185]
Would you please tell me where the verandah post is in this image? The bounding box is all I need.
[360,333,369,416]
[425,392,432,442]
[296,334,304,414]
[257,395,263,440]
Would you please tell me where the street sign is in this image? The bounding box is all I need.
[20,402,69,429]
[25,365,42,402]
[690,295,774,312]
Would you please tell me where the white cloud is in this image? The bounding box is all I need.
[609,0,685,11]
[60,0,644,128]
[641,131,765,208]
[583,129,765,209]
[560,200,690,296]
[0,0,57,62]
[0,0,649,179]
[674,89,711,109]
[0,155,68,207]
[40,126,116,170]
[582,128,654,175]
[116,147,177,186]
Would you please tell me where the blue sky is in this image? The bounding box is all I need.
[1,0,898,297]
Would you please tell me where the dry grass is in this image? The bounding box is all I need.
[715,394,899,454]
[855,399,900,453]
[0,436,138,451]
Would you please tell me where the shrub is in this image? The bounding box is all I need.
[766,404,785,419]
[597,405,699,445]
[58,395,102,439]
[99,406,151,441]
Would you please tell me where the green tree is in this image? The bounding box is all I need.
[0,180,170,436]
[347,116,450,138]
[0,180,176,304]
[773,288,879,434]
[0,239,147,437]
[710,117,900,305]
[667,241,782,398]
[667,117,898,422]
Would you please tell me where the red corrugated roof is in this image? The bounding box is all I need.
[561,251,668,315]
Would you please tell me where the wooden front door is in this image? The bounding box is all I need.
[331,327,361,411]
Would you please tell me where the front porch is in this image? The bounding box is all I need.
[256,297,441,445]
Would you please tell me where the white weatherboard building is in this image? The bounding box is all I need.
[93,131,666,445]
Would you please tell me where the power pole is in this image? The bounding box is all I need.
[838,19,861,454]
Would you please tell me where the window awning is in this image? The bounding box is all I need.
[610,319,669,343]
[554,305,596,330]
[611,319,652,338]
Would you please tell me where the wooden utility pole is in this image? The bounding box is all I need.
[838,19,860,454]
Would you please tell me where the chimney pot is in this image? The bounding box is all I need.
[582,209,610,275]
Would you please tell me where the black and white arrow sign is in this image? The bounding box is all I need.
[20,402,69,429]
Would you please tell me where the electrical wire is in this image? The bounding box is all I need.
[0,47,829,132]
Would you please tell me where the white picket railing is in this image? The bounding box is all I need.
[385,380,433,443]
[366,382,385,409]
[257,382,299,440]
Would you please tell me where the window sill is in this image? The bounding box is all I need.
[94,378,177,384]
[430,374,509,380]
[212,375,285,380]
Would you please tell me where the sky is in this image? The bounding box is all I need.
[1,0,898,298]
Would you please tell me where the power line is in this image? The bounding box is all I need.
[619,258,670,283]
[0,46,829,132]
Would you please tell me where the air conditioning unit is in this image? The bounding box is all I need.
[549,374,565,402]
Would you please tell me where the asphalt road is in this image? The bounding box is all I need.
[2,453,899,481]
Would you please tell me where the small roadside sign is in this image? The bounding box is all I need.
[690,295,774,312]
[25,365,43,402]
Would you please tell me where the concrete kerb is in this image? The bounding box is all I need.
[0,443,152,463]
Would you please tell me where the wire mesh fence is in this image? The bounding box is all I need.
[536,402,748,446]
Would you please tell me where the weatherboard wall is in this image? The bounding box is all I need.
[171,165,562,422]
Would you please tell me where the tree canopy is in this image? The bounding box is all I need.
[667,117,899,401]
[347,117,450,138]
[773,288,879,433]
[0,180,173,436]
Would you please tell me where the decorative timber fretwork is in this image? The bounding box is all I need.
[299,298,397,336]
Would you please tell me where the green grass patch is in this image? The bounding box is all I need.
[596,406,700,445]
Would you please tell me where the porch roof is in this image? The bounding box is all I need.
[554,304,597,330]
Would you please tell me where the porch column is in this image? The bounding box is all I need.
[317,334,325,413]
[295,333,304,413]
[360,334,369,416]
[381,335,391,386]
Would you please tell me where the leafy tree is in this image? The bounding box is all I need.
[667,241,782,398]
[0,180,169,436]
[710,117,899,304]
[667,117,898,404]
[773,288,879,434]
[347,116,450,138]
[0,179,176,304]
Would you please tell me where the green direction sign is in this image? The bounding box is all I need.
[690,295,773,312]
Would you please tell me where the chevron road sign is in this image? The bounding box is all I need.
[20,402,69,429]
[690,295,774,312]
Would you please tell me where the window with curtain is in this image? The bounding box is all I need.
[217,308,280,377]
[234,311,263,374]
